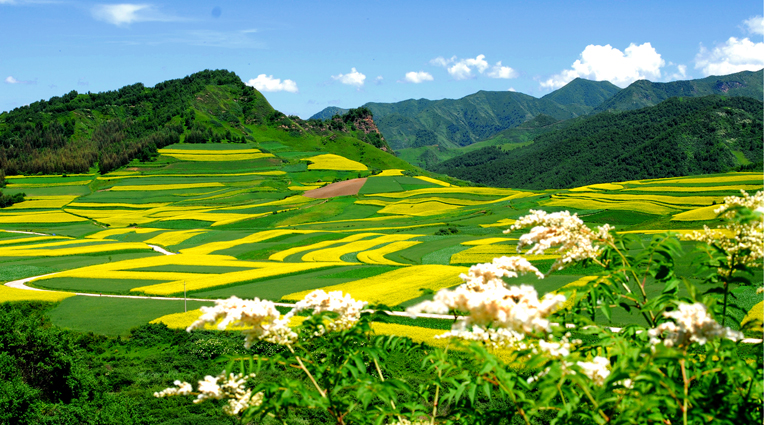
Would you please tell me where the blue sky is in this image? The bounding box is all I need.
[1,0,763,118]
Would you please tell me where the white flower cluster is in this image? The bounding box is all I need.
[684,190,763,273]
[509,209,613,272]
[527,354,611,387]
[575,356,611,386]
[648,302,744,348]
[153,380,192,397]
[154,372,264,416]
[409,281,566,340]
[286,289,368,335]
[187,296,297,347]
[460,256,544,292]
[435,325,529,350]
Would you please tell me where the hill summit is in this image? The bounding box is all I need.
[0,70,402,176]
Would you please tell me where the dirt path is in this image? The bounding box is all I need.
[304,178,367,199]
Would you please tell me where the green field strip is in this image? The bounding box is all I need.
[47,296,214,336]
[32,277,164,294]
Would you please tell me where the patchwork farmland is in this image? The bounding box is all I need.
[0,142,762,337]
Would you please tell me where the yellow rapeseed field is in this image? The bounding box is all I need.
[356,241,420,266]
[373,187,520,199]
[159,148,263,154]
[450,244,558,264]
[96,171,285,180]
[181,229,313,255]
[9,181,91,188]
[656,173,763,185]
[269,233,378,261]
[0,286,75,303]
[415,176,452,187]
[131,261,350,295]
[221,195,315,210]
[110,182,225,191]
[479,218,517,228]
[152,309,305,331]
[0,241,151,257]
[69,202,168,208]
[85,228,162,239]
[376,169,405,176]
[0,235,68,246]
[0,211,89,224]
[370,323,448,348]
[553,276,599,311]
[741,301,763,332]
[461,237,517,245]
[144,230,207,247]
[305,154,368,171]
[670,205,720,221]
[162,153,274,161]
[377,201,463,216]
[625,184,763,193]
[283,265,466,306]
[301,234,419,263]
[4,196,78,209]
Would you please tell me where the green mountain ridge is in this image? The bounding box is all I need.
[432,95,764,189]
[311,79,624,151]
[0,70,409,176]
[594,69,764,113]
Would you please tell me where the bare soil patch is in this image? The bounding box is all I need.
[304,178,367,199]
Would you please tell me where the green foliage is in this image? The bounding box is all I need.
[0,191,24,207]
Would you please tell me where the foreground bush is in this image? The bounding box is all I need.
[157,191,764,424]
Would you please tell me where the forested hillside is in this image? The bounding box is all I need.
[433,95,764,189]
[0,70,398,176]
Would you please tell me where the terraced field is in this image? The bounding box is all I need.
[1,142,762,336]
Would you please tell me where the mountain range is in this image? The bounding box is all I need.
[311,69,764,167]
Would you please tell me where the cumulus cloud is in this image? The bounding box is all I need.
[694,36,764,76]
[668,64,687,80]
[743,15,764,35]
[373,76,384,85]
[91,3,183,26]
[332,67,366,87]
[403,71,434,83]
[508,87,516,92]
[487,61,518,79]
[540,42,665,90]
[5,76,36,84]
[431,54,517,80]
[245,74,298,93]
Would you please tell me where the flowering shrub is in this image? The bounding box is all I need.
[155,191,764,424]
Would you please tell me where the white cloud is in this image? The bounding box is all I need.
[694,37,764,76]
[743,15,764,35]
[447,54,489,80]
[669,64,687,80]
[431,54,516,80]
[429,56,455,67]
[508,87,516,92]
[374,76,384,85]
[245,74,298,93]
[540,42,665,90]
[332,67,366,87]
[91,3,183,27]
[486,61,518,79]
[403,71,434,83]
[5,75,35,84]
